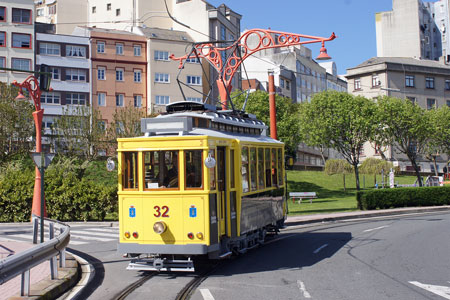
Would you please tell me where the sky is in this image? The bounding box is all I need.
[206,0,436,75]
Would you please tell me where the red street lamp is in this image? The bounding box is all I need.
[12,75,46,219]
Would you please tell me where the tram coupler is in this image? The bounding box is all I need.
[127,257,195,272]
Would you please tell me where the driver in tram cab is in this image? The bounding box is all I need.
[164,153,178,188]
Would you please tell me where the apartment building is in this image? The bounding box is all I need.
[139,27,203,114]
[346,56,450,173]
[376,0,449,62]
[0,0,35,84]
[35,0,87,35]
[35,32,90,149]
[73,27,147,129]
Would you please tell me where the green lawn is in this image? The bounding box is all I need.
[286,170,417,215]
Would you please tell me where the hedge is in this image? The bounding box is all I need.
[0,158,118,222]
[357,186,450,210]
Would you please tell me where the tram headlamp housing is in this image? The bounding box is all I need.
[153,221,167,234]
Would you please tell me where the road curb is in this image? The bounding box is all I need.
[7,253,80,300]
[285,206,450,227]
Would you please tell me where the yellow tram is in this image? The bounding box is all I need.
[117,102,286,271]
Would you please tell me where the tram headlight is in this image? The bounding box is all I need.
[124,231,131,239]
[196,232,204,240]
[153,221,167,234]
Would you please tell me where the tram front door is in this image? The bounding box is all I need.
[217,147,226,236]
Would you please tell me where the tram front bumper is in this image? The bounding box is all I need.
[117,242,218,255]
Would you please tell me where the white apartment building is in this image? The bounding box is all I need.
[376,0,449,62]
[0,0,35,85]
[35,0,87,35]
[36,33,91,149]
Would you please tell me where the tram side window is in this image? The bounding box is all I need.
[122,152,138,190]
[185,150,203,188]
[230,150,235,189]
[278,148,283,186]
[143,150,179,189]
[265,148,271,187]
[241,147,249,193]
[209,149,216,190]
[272,148,278,187]
[257,148,265,189]
[250,147,257,191]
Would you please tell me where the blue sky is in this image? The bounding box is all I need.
[206,0,435,75]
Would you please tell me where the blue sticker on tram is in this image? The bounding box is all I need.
[189,206,197,218]
[129,206,136,218]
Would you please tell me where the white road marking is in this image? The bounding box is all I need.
[82,227,119,233]
[297,280,312,298]
[409,281,450,299]
[363,225,389,233]
[68,234,115,242]
[200,288,215,300]
[313,244,328,254]
[70,230,118,238]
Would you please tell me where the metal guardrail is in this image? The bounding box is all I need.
[0,217,70,296]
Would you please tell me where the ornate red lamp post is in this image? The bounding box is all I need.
[12,75,46,219]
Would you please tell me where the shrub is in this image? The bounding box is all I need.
[357,186,450,210]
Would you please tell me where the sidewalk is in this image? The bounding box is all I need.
[0,239,78,300]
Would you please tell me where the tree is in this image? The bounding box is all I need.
[299,91,378,190]
[428,106,450,175]
[54,106,106,160]
[324,159,352,191]
[0,82,34,163]
[231,90,302,158]
[107,106,146,142]
[375,96,431,186]
[359,157,394,186]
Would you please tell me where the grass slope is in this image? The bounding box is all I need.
[287,170,417,216]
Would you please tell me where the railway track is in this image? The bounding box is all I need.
[112,272,157,300]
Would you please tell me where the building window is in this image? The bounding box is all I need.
[116,8,120,16]
[427,98,436,110]
[154,50,169,61]
[187,75,201,85]
[0,57,5,70]
[0,32,5,47]
[134,69,141,83]
[134,95,142,107]
[407,96,416,104]
[286,80,290,90]
[354,78,361,90]
[66,93,86,105]
[107,3,111,10]
[98,67,106,80]
[37,8,44,16]
[92,6,96,13]
[51,67,60,80]
[11,58,30,71]
[116,68,124,81]
[186,56,200,63]
[97,41,105,53]
[446,80,450,90]
[66,69,86,81]
[156,95,169,105]
[280,78,285,88]
[12,8,31,24]
[405,75,415,87]
[426,77,435,89]
[49,5,56,15]
[116,94,124,107]
[186,97,202,103]
[155,73,169,83]
[372,74,380,87]
[41,92,60,104]
[447,100,450,107]
[134,45,141,56]
[98,93,106,106]
[66,45,86,57]
[39,42,60,55]
[116,43,123,55]
[42,116,56,129]
[12,33,31,48]
[0,7,5,22]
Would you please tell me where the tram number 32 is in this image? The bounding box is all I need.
[154,206,169,218]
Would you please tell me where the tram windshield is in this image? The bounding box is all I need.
[144,150,179,189]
